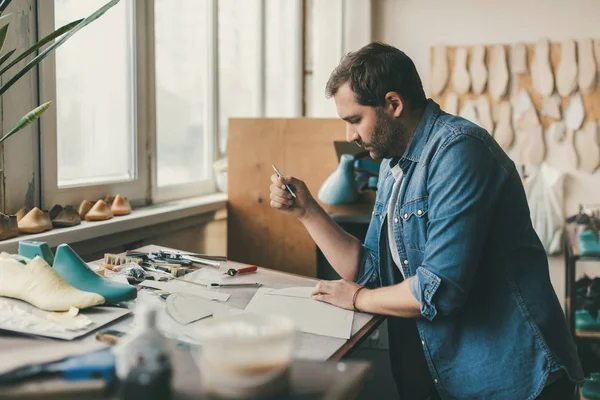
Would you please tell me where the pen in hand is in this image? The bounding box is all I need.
[272,164,297,198]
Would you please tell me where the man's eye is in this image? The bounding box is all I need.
[349,119,360,124]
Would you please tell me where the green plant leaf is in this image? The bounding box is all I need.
[0,48,15,68]
[0,101,52,145]
[0,19,82,77]
[0,23,9,55]
[0,0,119,97]
[0,0,11,17]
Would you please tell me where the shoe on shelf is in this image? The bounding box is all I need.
[111,194,131,216]
[18,240,55,265]
[576,310,600,331]
[84,200,113,221]
[18,207,52,234]
[582,372,600,399]
[49,205,81,227]
[0,213,18,241]
[78,200,93,220]
[53,244,136,304]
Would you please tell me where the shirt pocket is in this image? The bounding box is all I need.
[400,197,429,251]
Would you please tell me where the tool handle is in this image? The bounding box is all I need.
[237,265,258,274]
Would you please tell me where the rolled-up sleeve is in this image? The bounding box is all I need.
[413,132,509,319]
[355,245,380,288]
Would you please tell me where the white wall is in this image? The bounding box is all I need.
[373,0,600,305]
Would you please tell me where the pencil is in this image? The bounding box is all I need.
[272,164,297,198]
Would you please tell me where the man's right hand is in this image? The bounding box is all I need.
[269,174,317,221]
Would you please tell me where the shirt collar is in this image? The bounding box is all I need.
[388,99,441,170]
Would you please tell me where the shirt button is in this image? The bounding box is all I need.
[434,378,439,384]
[394,217,398,223]
[421,340,425,345]
[417,210,423,215]
[403,260,408,265]
[404,213,408,219]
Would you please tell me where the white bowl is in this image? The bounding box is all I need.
[193,313,295,397]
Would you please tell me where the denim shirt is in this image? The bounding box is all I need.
[356,100,583,399]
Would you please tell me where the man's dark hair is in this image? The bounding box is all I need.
[325,42,427,110]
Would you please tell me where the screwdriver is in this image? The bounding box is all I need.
[224,265,258,277]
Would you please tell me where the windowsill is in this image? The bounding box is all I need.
[0,193,228,254]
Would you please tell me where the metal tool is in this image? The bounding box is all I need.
[153,250,221,268]
[224,265,258,276]
[208,282,262,288]
[155,250,227,262]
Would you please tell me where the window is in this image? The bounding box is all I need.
[37,0,303,208]
[54,0,136,187]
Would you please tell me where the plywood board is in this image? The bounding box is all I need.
[228,118,374,277]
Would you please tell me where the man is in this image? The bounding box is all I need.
[269,42,583,399]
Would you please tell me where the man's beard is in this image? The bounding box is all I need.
[363,108,407,160]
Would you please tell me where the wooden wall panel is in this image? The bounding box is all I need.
[228,118,347,277]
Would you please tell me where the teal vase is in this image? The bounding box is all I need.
[318,154,359,205]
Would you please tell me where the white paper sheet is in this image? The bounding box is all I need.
[245,287,354,339]
[264,286,314,299]
[0,297,130,340]
[139,280,230,302]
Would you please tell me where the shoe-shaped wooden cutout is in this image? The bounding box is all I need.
[565,93,585,132]
[469,45,487,94]
[494,102,514,150]
[566,128,579,169]
[111,194,131,216]
[510,43,528,75]
[576,120,600,173]
[459,100,480,126]
[578,38,596,95]
[489,45,509,101]
[84,200,113,221]
[18,207,52,234]
[542,95,561,120]
[444,92,458,115]
[78,200,93,220]
[452,47,471,94]
[475,96,494,134]
[0,255,105,311]
[532,38,554,97]
[431,45,449,96]
[50,205,81,227]
[556,39,578,97]
[0,213,18,240]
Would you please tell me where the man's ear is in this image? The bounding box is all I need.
[384,91,404,118]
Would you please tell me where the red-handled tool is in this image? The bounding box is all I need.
[224,265,258,277]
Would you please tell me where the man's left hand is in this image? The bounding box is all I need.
[311,279,364,310]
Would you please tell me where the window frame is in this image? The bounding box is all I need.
[37,0,304,208]
[38,0,150,209]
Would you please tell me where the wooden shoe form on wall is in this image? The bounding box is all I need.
[494,101,514,150]
[444,92,458,115]
[556,39,578,97]
[431,45,449,96]
[548,121,566,143]
[518,106,545,167]
[565,128,579,169]
[510,43,528,75]
[111,194,131,216]
[469,45,487,94]
[452,47,471,94]
[542,95,561,121]
[578,38,596,95]
[576,120,600,173]
[459,100,480,126]
[85,200,113,221]
[78,200,93,220]
[475,96,494,133]
[532,38,554,97]
[489,45,509,101]
[18,207,53,234]
[565,93,585,132]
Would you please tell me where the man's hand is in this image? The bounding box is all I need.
[269,174,317,221]
[311,279,365,310]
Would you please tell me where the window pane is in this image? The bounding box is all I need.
[54,0,136,187]
[218,0,260,155]
[155,0,209,187]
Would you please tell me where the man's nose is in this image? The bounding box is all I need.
[346,126,360,144]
